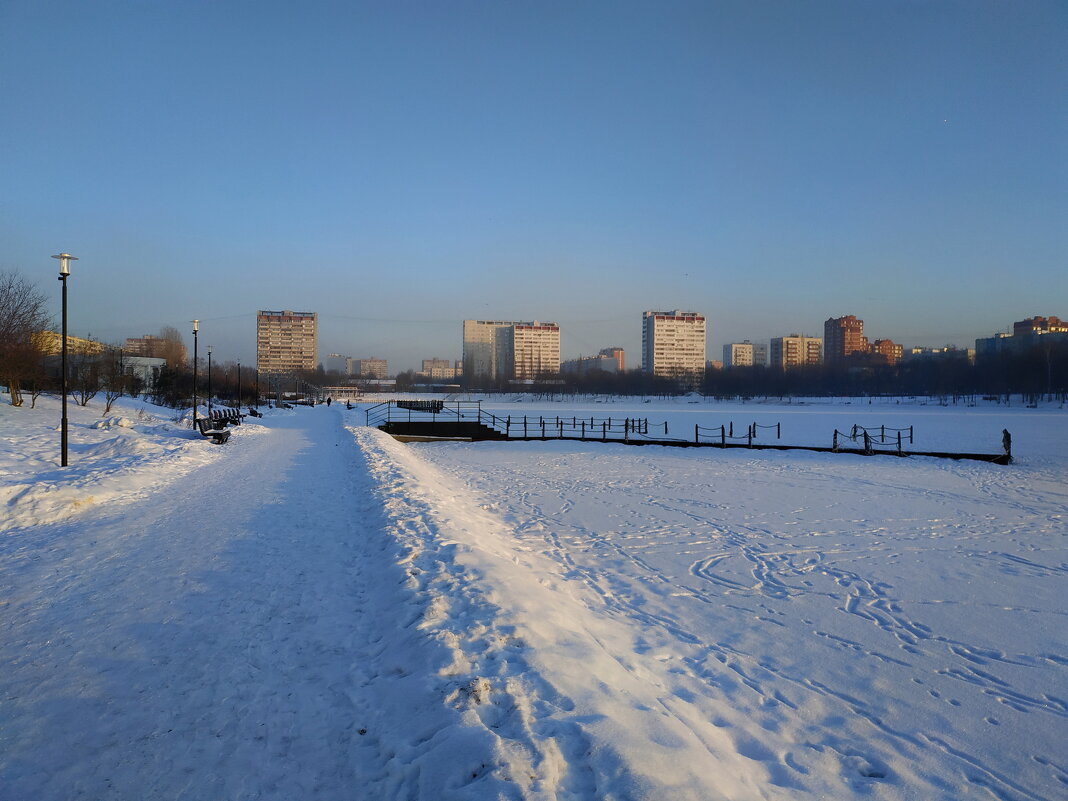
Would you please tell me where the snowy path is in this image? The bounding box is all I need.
[2,409,385,798]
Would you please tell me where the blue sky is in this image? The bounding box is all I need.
[2,0,1065,371]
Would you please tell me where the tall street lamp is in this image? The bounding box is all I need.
[236,361,242,409]
[191,320,199,429]
[52,253,78,467]
[207,345,213,416]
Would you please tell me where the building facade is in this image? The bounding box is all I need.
[824,315,868,364]
[642,310,706,379]
[871,339,904,366]
[123,334,166,356]
[353,358,388,379]
[462,320,560,382]
[723,341,768,368]
[769,335,822,368]
[256,310,318,374]
[1013,316,1067,336]
[324,353,349,375]
[977,314,1068,361]
[512,322,560,380]
[599,347,625,372]
[561,354,620,375]
[32,331,106,357]
[419,358,460,380]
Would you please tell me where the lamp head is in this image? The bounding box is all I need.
[52,253,78,277]
[191,319,199,334]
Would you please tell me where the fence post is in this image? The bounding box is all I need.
[603,421,607,440]
[663,421,668,436]
[1002,429,1012,461]
[581,420,585,439]
[833,430,839,451]
[881,424,885,442]
[729,421,733,437]
[864,431,872,455]
[558,419,563,437]
[721,425,725,447]
[524,417,528,437]
[851,424,857,439]
[541,419,546,437]
[747,428,753,447]
[897,430,902,455]
[695,424,699,443]
[909,425,914,444]
[777,422,781,439]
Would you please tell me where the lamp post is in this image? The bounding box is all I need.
[191,320,199,429]
[206,345,213,416]
[236,362,241,409]
[52,253,78,466]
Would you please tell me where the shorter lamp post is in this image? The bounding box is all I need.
[191,320,199,429]
[236,362,242,409]
[206,345,213,415]
[52,252,78,466]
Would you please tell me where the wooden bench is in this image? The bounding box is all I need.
[247,407,263,418]
[196,417,231,444]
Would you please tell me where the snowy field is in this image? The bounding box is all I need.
[1,393,1065,800]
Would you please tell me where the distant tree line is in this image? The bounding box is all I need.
[446,341,1068,403]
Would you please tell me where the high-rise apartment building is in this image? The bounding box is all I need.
[642,310,706,379]
[256,310,318,374]
[462,320,512,382]
[769,335,822,368]
[462,319,560,382]
[824,315,869,364]
[723,341,768,368]
[512,322,560,380]
[871,339,904,366]
[353,358,388,379]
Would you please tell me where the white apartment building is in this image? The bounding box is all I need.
[769,335,823,368]
[256,310,318,373]
[642,310,706,379]
[462,319,560,382]
[512,322,560,380]
[723,341,768,368]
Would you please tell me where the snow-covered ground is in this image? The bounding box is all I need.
[2,394,1065,800]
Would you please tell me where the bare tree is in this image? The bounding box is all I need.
[70,353,101,407]
[100,348,129,415]
[155,326,188,369]
[0,271,52,406]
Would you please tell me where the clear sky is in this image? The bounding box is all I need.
[2,0,1065,371]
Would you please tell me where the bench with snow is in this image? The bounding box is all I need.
[196,417,231,444]
[210,408,244,426]
[247,407,262,418]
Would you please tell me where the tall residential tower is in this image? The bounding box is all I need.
[462,319,560,383]
[642,310,706,380]
[256,310,318,373]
